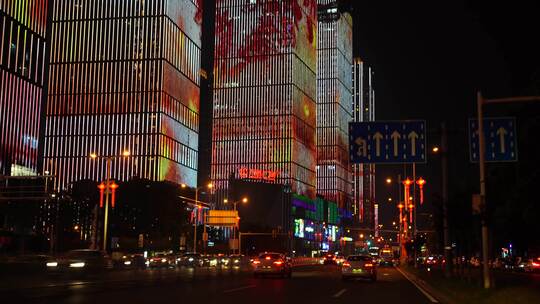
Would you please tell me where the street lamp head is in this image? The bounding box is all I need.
[90,153,98,159]
[207,183,213,189]
[242,197,248,203]
[388,197,392,202]
[386,178,392,184]
[181,183,187,189]
[223,198,228,203]
[122,150,130,157]
[432,146,440,153]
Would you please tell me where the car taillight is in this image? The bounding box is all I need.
[365,263,373,267]
[265,256,271,260]
[273,260,283,266]
[253,260,261,264]
[532,262,540,267]
[342,262,351,267]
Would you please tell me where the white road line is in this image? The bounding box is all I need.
[396,268,439,303]
[333,288,347,298]
[223,285,257,293]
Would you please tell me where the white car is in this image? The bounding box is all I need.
[342,255,377,282]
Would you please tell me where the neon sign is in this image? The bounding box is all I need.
[238,167,278,182]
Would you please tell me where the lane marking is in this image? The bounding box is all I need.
[333,288,347,298]
[396,268,439,303]
[223,284,256,293]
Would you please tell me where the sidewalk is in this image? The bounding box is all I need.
[399,265,540,304]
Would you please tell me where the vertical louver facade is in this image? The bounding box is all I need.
[44,0,202,189]
[352,57,376,225]
[0,0,50,176]
[316,1,353,209]
[211,0,318,204]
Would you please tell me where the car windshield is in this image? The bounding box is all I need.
[347,256,373,262]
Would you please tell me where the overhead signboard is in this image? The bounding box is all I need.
[207,210,238,226]
[469,117,518,162]
[349,121,426,164]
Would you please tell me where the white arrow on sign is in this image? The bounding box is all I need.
[391,131,401,157]
[408,131,419,156]
[373,132,383,157]
[355,137,367,157]
[496,127,507,153]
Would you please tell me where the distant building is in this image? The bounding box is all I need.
[352,57,376,227]
[316,0,354,210]
[43,0,203,189]
[0,1,51,176]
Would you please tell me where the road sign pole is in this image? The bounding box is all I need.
[477,91,491,289]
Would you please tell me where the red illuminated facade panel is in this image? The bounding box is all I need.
[211,0,318,204]
[44,0,202,189]
[316,1,353,209]
[352,57,376,225]
[0,0,49,176]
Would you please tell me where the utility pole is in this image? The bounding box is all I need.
[441,122,452,277]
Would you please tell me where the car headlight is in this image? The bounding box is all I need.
[46,262,58,267]
[69,262,86,268]
[161,258,167,263]
[188,258,194,262]
[234,259,240,264]
[124,261,132,265]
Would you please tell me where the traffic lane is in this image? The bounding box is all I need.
[223,265,435,304]
[10,265,438,304]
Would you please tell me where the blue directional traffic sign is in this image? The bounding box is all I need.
[469,117,518,163]
[349,121,426,164]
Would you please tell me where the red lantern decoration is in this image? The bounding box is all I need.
[416,177,426,204]
[110,182,119,208]
[98,183,106,208]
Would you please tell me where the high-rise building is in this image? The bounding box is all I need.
[44,0,203,189]
[211,0,318,203]
[316,1,353,209]
[0,0,51,176]
[352,57,376,226]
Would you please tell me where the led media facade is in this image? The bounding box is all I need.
[316,1,353,208]
[0,0,49,176]
[352,58,376,224]
[212,0,318,202]
[44,0,202,189]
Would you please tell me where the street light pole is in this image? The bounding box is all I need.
[103,157,112,252]
[441,122,452,277]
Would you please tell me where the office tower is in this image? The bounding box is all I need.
[352,57,376,225]
[44,0,202,189]
[0,0,51,176]
[211,0,318,203]
[316,0,353,209]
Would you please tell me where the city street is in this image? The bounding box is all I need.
[2,265,436,304]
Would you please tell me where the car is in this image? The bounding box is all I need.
[46,249,113,272]
[178,253,203,267]
[342,255,377,282]
[517,258,540,273]
[148,254,172,268]
[252,253,292,278]
[323,254,337,265]
[336,255,346,265]
[116,253,147,269]
[229,254,246,267]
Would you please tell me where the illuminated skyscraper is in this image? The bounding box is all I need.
[44,0,203,189]
[352,57,376,225]
[211,0,318,202]
[316,1,353,209]
[0,1,50,176]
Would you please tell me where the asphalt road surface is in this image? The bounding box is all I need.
[2,265,437,304]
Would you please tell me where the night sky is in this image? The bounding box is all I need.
[351,1,540,229]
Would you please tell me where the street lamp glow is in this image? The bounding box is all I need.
[432,146,440,153]
[90,153,97,159]
[386,178,392,184]
[207,183,213,189]
[223,198,228,203]
[388,197,392,202]
[122,150,130,157]
[242,197,248,203]
[181,183,187,188]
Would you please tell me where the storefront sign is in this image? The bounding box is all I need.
[238,167,278,182]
